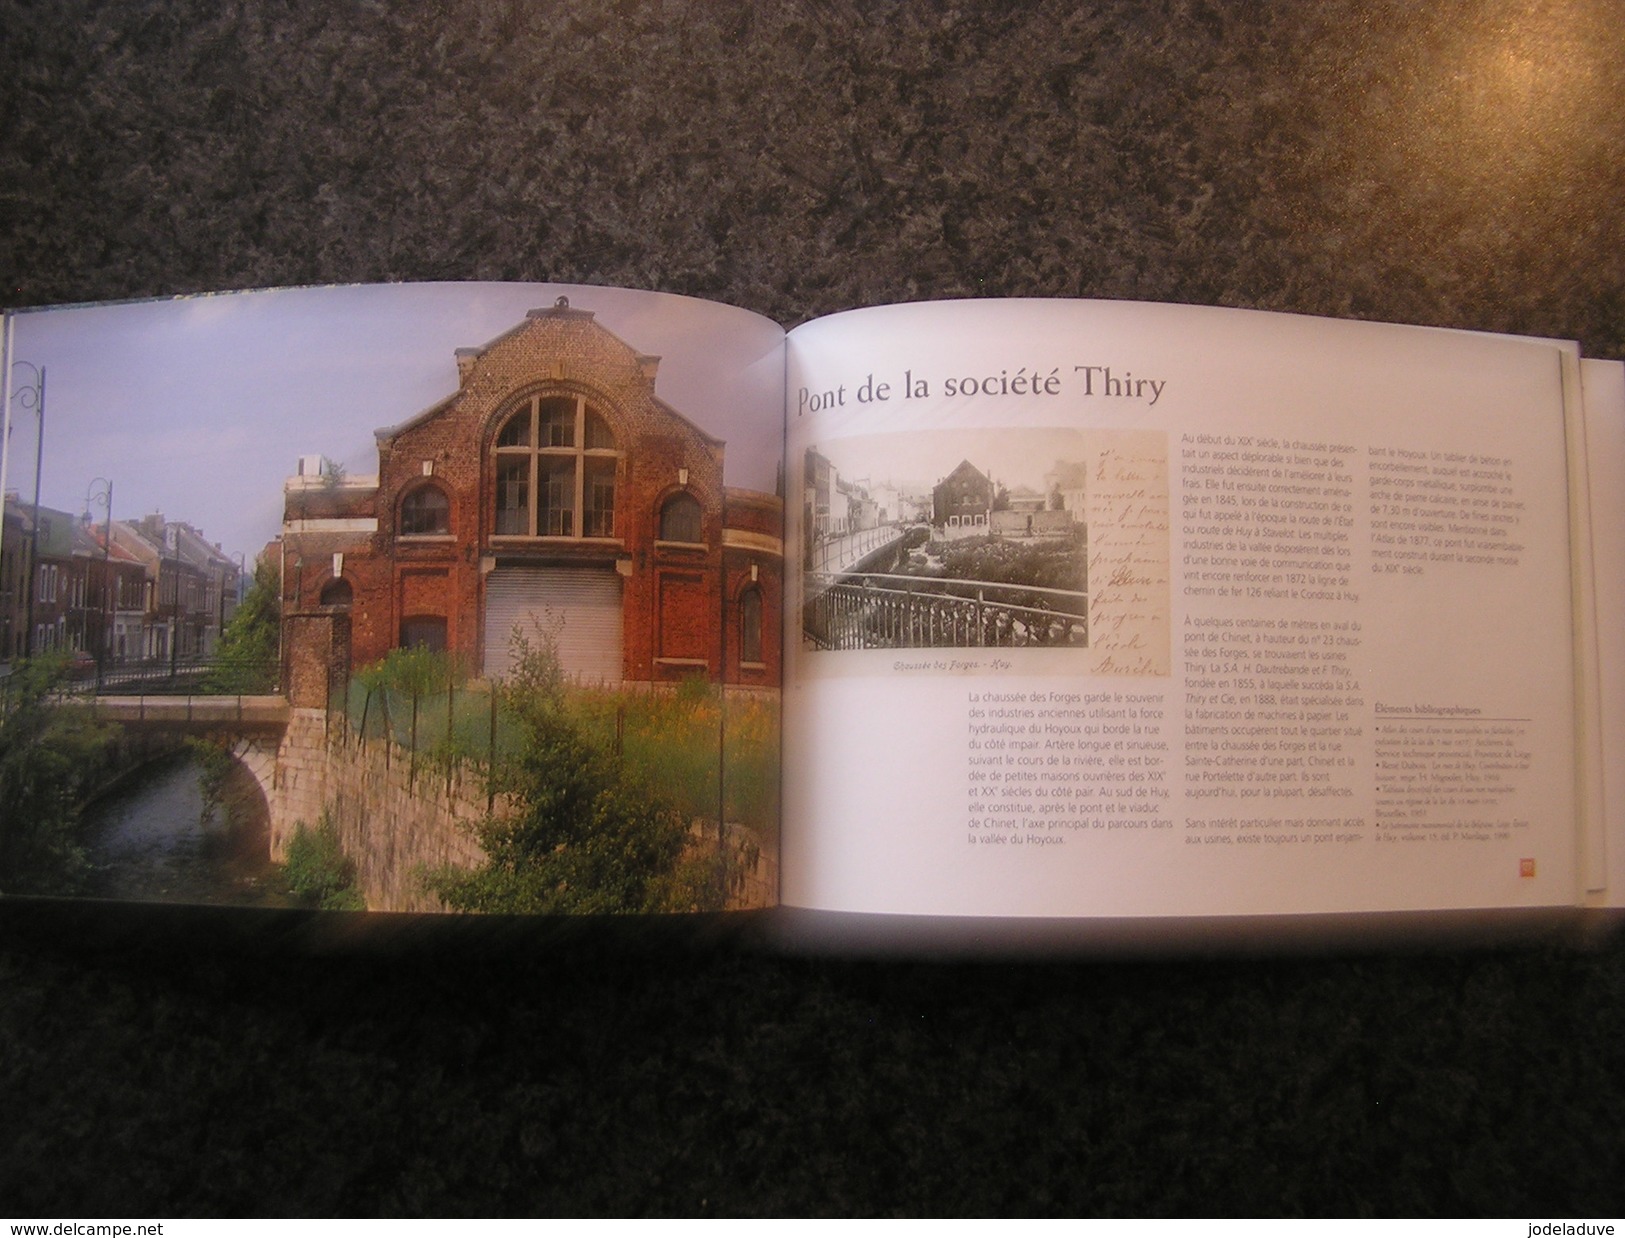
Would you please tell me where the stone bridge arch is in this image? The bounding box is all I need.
[220,733,282,822]
[89,695,291,827]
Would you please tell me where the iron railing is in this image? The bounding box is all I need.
[804,523,908,574]
[86,656,282,696]
[1,653,282,705]
[804,571,1088,650]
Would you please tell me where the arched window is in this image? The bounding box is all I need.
[659,493,704,544]
[400,484,451,536]
[739,586,763,665]
[493,393,618,538]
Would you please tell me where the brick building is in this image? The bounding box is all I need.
[0,497,24,660]
[10,500,75,656]
[79,525,150,665]
[280,299,783,689]
[0,494,236,669]
[932,460,994,529]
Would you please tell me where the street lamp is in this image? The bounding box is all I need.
[5,359,45,659]
[84,476,113,685]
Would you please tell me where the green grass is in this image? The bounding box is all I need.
[560,683,780,841]
[342,676,779,839]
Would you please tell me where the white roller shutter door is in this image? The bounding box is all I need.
[484,566,623,684]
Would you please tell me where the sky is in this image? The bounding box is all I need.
[810,427,1091,496]
[1,282,787,565]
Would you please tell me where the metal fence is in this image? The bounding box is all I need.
[804,571,1089,650]
[325,676,774,835]
[805,523,907,574]
[0,653,282,708]
[90,656,282,696]
[331,676,528,804]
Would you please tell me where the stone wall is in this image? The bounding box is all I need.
[271,707,488,912]
[990,508,1072,537]
[282,610,351,709]
[271,707,777,913]
[689,820,779,912]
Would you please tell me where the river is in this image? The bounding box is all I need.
[82,749,294,907]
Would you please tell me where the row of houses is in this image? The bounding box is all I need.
[803,450,932,546]
[934,459,1092,531]
[0,497,242,670]
[803,451,1093,548]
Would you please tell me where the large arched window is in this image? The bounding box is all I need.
[400,484,451,536]
[658,492,704,544]
[494,393,618,538]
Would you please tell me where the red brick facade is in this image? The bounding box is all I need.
[281,301,782,689]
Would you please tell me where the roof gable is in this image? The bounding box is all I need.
[941,459,991,488]
[376,300,723,452]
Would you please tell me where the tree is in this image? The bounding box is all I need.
[0,654,113,894]
[355,644,458,700]
[205,553,280,694]
[428,632,715,915]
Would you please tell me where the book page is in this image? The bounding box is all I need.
[1580,358,1625,909]
[0,283,787,916]
[782,299,1581,920]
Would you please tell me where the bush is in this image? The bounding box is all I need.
[0,654,113,895]
[428,635,718,915]
[355,645,463,698]
[284,814,364,910]
[577,686,778,841]
[348,645,478,760]
[939,529,1087,592]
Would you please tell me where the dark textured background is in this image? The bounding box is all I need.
[3,0,1624,1218]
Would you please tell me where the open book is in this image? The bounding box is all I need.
[2,283,1621,949]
